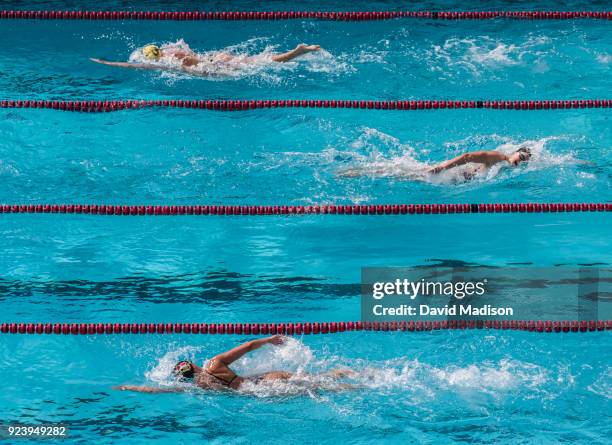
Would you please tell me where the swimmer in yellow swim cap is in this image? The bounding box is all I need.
[90,41,322,77]
[142,44,161,61]
[113,335,354,393]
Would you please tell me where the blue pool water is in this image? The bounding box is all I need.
[0,0,610,443]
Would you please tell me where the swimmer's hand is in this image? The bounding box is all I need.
[266,335,285,346]
[297,43,322,53]
[427,165,444,174]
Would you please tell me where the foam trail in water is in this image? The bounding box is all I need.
[334,127,430,181]
[426,34,551,78]
[147,338,551,400]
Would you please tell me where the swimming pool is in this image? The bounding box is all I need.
[0,0,610,443]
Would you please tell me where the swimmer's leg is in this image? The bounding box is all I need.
[215,53,236,63]
[336,168,364,178]
[321,368,355,379]
[337,166,393,178]
[250,370,358,391]
[258,369,353,381]
[337,166,387,178]
[272,44,321,62]
[323,382,358,392]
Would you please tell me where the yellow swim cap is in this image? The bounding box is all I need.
[143,44,161,60]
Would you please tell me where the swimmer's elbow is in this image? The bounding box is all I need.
[461,153,475,163]
[462,151,492,164]
[443,153,472,169]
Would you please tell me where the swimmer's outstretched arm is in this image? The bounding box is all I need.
[90,58,163,71]
[215,335,284,365]
[428,150,506,173]
[112,385,188,393]
[272,44,321,62]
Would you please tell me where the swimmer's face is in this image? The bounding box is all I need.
[508,150,531,166]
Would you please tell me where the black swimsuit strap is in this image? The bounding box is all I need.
[205,369,237,386]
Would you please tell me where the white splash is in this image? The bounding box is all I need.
[587,367,612,399]
[234,336,315,376]
[0,160,20,177]
[596,53,611,64]
[145,344,204,387]
[428,34,551,76]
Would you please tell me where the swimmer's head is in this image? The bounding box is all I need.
[173,360,196,379]
[508,146,532,166]
[142,44,161,61]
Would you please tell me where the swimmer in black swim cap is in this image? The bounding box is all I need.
[427,146,532,174]
[338,146,532,180]
[114,336,353,393]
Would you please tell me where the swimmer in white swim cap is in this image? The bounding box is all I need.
[114,335,354,393]
[90,41,322,76]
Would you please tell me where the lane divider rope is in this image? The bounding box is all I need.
[2,99,611,112]
[1,10,611,21]
[1,321,610,335]
[0,203,610,216]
